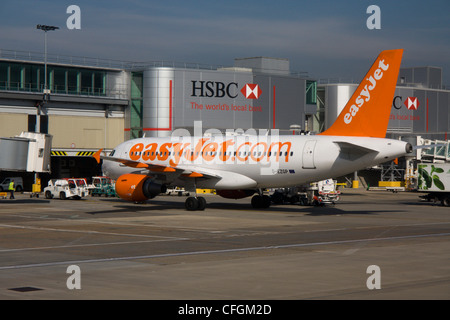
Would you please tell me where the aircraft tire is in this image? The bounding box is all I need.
[251,195,262,208]
[262,195,271,208]
[185,196,199,211]
[197,196,206,210]
[252,195,271,209]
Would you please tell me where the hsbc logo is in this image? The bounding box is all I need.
[404,97,419,110]
[241,83,262,99]
[393,96,420,110]
[191,81,262,100]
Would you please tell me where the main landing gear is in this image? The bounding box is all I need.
[184,178,207,211]
[251,195,271,208]
[251,191,271,209]
[185,196,206,211]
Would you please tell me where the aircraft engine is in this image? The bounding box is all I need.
[115,173,166,202]
[216,189,255,199]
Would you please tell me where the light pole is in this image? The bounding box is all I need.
[36,24,59,132]
[35,25,59,191]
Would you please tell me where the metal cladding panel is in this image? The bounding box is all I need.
[438,92,449,132]
[234,57,290,75]
[252,75,306,130]
[427,91,438,132]
[274,77,306,130]
[0,138,28,171]
[413,90,427,134]
[142,68,174,137]
[429,68,442,88]
[414,68,428,86]
[251,75,270,129]
[252,75,312,130]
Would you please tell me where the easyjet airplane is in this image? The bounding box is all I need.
[93,49,413,210]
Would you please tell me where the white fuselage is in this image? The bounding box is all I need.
[102,134,410,190]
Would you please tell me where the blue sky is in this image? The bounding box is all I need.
[1,0,449,83]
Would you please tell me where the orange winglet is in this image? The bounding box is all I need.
[319,49,403,138]
[124,162,150,169]
[120,160,176,172]
[181,172,204,178]
[92,149,103,164]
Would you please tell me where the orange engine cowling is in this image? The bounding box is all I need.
[216,189,255,199]
[115,173,167,202]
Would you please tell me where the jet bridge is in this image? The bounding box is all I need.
[0,132,52,173]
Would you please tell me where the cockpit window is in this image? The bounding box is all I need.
[109,150,116,156]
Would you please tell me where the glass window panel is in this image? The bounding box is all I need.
[0,62,8,89]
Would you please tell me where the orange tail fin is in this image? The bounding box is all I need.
[319,49,403,138]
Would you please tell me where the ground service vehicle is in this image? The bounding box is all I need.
[271,179,340,206]
[418,163,450,206]
[64,178,89,194]
[307,179,341,206]
[44,179,87,200]
[91,176,116,197]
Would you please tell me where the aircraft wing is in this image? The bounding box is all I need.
[93,149,220,179]
[101,155,178,172]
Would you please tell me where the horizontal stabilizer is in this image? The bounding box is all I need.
[334,141,378,161]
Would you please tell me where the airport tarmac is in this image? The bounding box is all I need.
[0,188,449,300]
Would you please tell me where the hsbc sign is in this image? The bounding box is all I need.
[191,81,262,100]
[404,97,419,110]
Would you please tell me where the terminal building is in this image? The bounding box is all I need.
[0,49,449,189]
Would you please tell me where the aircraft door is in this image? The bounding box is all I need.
[302,140,317,169]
